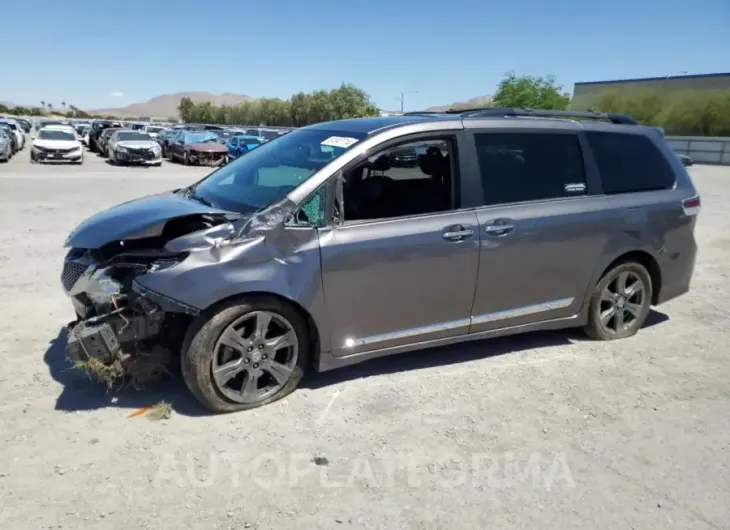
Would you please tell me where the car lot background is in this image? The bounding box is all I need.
[0,151,729,529]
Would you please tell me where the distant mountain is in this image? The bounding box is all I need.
[0,101,19,108]
[425,95,493,112]
[88,92,256,118]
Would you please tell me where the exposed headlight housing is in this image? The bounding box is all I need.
[147,253,189,273]
[116,146,128,153]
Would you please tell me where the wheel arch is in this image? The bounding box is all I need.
[199,291,322,371]
[597,250,663,305]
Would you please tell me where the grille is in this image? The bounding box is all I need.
[126,148,156,160]
[62,261,89,291]
[40,147,76,155]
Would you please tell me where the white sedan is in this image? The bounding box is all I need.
[0,118,25,150]
[30,128,84,164]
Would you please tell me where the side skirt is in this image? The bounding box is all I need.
[316,313,586,372]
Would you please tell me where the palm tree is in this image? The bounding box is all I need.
[47,103,52,113]
[40,100,45,114]
[61,101,67,114]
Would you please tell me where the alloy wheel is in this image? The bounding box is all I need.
[212,311,299,404]
[598,270,647,334]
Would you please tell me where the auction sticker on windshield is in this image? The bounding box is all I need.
[321,136,359,149]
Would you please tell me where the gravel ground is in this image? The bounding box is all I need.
[0,149,729,530]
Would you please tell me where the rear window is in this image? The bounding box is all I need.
[585,131,676,194]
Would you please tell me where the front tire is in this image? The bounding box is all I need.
[181,297,310,413]
[183,151,191,165]
[584,261,653,340]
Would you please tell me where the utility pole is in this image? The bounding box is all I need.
[397,90,418,114]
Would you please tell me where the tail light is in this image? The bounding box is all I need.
[682,195,701,216]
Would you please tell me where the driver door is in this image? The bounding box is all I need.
[318,134,480,358]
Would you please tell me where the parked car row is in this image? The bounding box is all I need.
[0,117,28,162]
[2,117,286,166]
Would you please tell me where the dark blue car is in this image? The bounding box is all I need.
[225,134,263,160]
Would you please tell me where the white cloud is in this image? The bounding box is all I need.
[110,91,124,97]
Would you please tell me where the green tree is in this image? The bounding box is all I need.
[492,72,571,110]
[177,97,195,122]
[178,83,380,126]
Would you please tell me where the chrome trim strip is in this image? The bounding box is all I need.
[470,297,574,326]
[342,317,470,349]
[326,314,582,368]
[341,298,574,350]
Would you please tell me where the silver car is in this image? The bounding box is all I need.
[107,129,162,166]
[0,129,11,161]
[61,108,700,413]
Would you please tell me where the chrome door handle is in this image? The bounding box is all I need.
[443,229,474,241]
[484,224,514,235]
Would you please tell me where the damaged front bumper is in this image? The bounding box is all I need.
[115,148,162,165]
[62,250,196,365]
[189,151,227,166]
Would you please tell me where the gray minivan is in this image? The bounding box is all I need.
[61,108,700,413]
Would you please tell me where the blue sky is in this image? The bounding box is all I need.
[3,0,729,111]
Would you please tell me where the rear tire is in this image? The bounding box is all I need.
[584,261,653,340]
[181,297,310,413]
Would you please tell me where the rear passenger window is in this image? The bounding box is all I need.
[474,133,587,206]
[585,131,675,194]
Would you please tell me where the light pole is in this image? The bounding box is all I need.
[397,90,418,113]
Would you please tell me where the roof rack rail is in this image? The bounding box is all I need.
[402,111,446,116]
[443,107,637,125]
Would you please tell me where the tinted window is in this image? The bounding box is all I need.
[342,138,455,221]
[38,130,76,141]
[585,131,675,194]
[116,132,152,141]
[474,133,586,206]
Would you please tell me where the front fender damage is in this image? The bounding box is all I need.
[66,198,326,386]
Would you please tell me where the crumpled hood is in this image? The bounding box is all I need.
[65,191,239,249]
[188,143,228,153]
